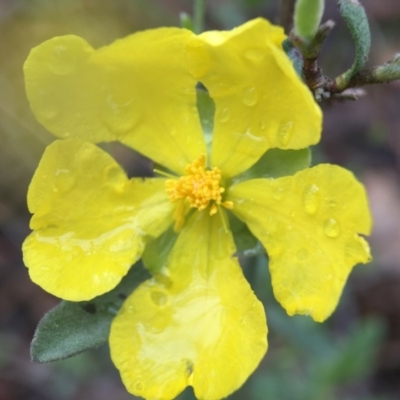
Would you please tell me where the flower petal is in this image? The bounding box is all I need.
[228,164,372,321]
[24,30,206,175]
[110,211,267,400]
[189,18,321,178]
[23,139,174,301]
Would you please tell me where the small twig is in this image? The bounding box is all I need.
[328,88,367,102]
[290,20,335,101]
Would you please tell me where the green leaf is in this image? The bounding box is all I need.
[373,53,400,83]
[31,263,150,363]
[294,0,325,40]
[142,225,178,274]
[336,0,371,90]
[232,147,311,184]
[316,318,385,385]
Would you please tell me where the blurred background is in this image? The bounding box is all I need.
[1,0,400,399]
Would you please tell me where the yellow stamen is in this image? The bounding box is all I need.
[166,155,233,224]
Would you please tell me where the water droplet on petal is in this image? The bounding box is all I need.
[244,48,265,63]
[218,107,230,123]
[277,121,294,146]
[104,164,126,192]
[109,238,131,253]
[49,44,78,75]
[242,87,258,107]
[258,119,266,130]
[134,381,144,392]
[323,218,341,238]
[150,290,168,306]
[53,169,75,193]
[273,187,285,200]
[303,184,320,215]
[102,94,136,136]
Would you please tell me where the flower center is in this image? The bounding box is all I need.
[166,155,233,217]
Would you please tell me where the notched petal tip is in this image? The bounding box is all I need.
[24,28,206,175]
[191,17,322,178]
[110,211,267,400]
[228,163,372,322]
[24,139,174,301]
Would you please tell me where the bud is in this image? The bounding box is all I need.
[294,0,325,40]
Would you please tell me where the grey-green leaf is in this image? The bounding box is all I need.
[336,0,371,90]
[31,263,150,363]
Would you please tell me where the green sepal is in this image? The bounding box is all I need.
[228,148,310,255]
[282,39,304,78]
[232,147,311,184]
[294,0,325,40]
[229,213,265,257]
[336,0,371,90]
[196,87,215,157]
[31,263,150,363]
[142,225,178,274]
[180,12,193,31]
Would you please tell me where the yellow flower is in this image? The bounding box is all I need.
[22,18,372,400]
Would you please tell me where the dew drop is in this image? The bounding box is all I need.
[258,119,266,130]
[150,290,168,306]
[328,199,337,208]
[218,107,230,123]
[109,238,131,253]
[303,184,320,215]
[134,381,144,392]
[277,121,294,146]
[244,48,264,63]
[104,164,126,192]
[53,170,75,194]
[273,186,285,200]
[49,45,78,76]
[242,87,258,107]
[323,218,341,238]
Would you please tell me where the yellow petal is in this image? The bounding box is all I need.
[188,18,321,178]
[23,139,174,301]
[110,211,267,400]
[228,164,372,322]
[24,30,206,175]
